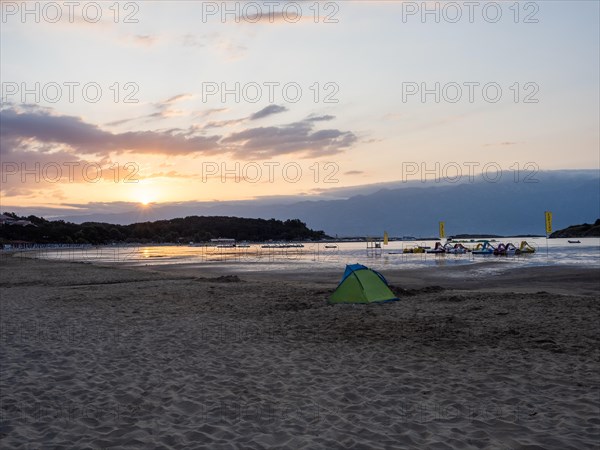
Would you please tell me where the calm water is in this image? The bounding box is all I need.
[18,237,600,272]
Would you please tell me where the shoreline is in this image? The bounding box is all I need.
[9,247,600,293]
[104,258,600,297]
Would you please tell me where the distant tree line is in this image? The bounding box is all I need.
[0,213,328,245]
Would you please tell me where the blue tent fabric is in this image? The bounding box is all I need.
[337,263,391,287]
[339,263,368,284]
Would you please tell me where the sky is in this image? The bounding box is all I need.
[1,0,599,215]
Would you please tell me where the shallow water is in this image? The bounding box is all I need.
[18,237,600,272]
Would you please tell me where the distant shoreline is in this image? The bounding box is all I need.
[0,234,561,247]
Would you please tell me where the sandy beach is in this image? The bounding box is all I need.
[1,255,599,449]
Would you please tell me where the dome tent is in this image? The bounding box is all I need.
[329,264,398,304]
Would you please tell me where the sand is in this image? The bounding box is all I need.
[0,255,599,449]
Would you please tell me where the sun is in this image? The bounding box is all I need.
[140,197,151,206]
[137,191,155,206]
[131,183,158,207]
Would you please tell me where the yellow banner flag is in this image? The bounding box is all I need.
[383,231,389,245]
[439,221,445,239]
[545,211,552,234]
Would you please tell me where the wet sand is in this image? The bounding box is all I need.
[1,256,599,448]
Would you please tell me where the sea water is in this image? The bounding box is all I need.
[18,237,600,272]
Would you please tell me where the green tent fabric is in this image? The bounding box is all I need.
[329,264,398,304]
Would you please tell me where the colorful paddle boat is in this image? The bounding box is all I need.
[518,241,536,254]
[426,242,446,254]
[472,241,495,255]
[494,243,518,256]
[444,243,469,254]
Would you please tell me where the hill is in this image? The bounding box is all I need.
[549,219,600,238]
[0,214,327,245]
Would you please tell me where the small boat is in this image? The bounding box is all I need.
[261,243,304,249]
[568,240,581,244]
[472,241,495,255]
[494,243,518,256]
[426,242,446,254]
[518,241,536,254]
[324,245,338,249]
[211,238,236,248]
[444,243,469,254]
[402,246,425,254]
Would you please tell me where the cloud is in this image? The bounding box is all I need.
[0,145,126,200]
[221,120,357,158]
[148,93,192,120]
[105,117,137,127]
[105,93,192,127]
[1,106,222,157]
[203,118,247,129]
[249,105,288,120]
[305,114,335,122]
[1,105,357,166]
[202,104,287,129]
[163,94,191,105]
[344,170,365,176]
[131,34,159,47]
[193,108,229,119]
